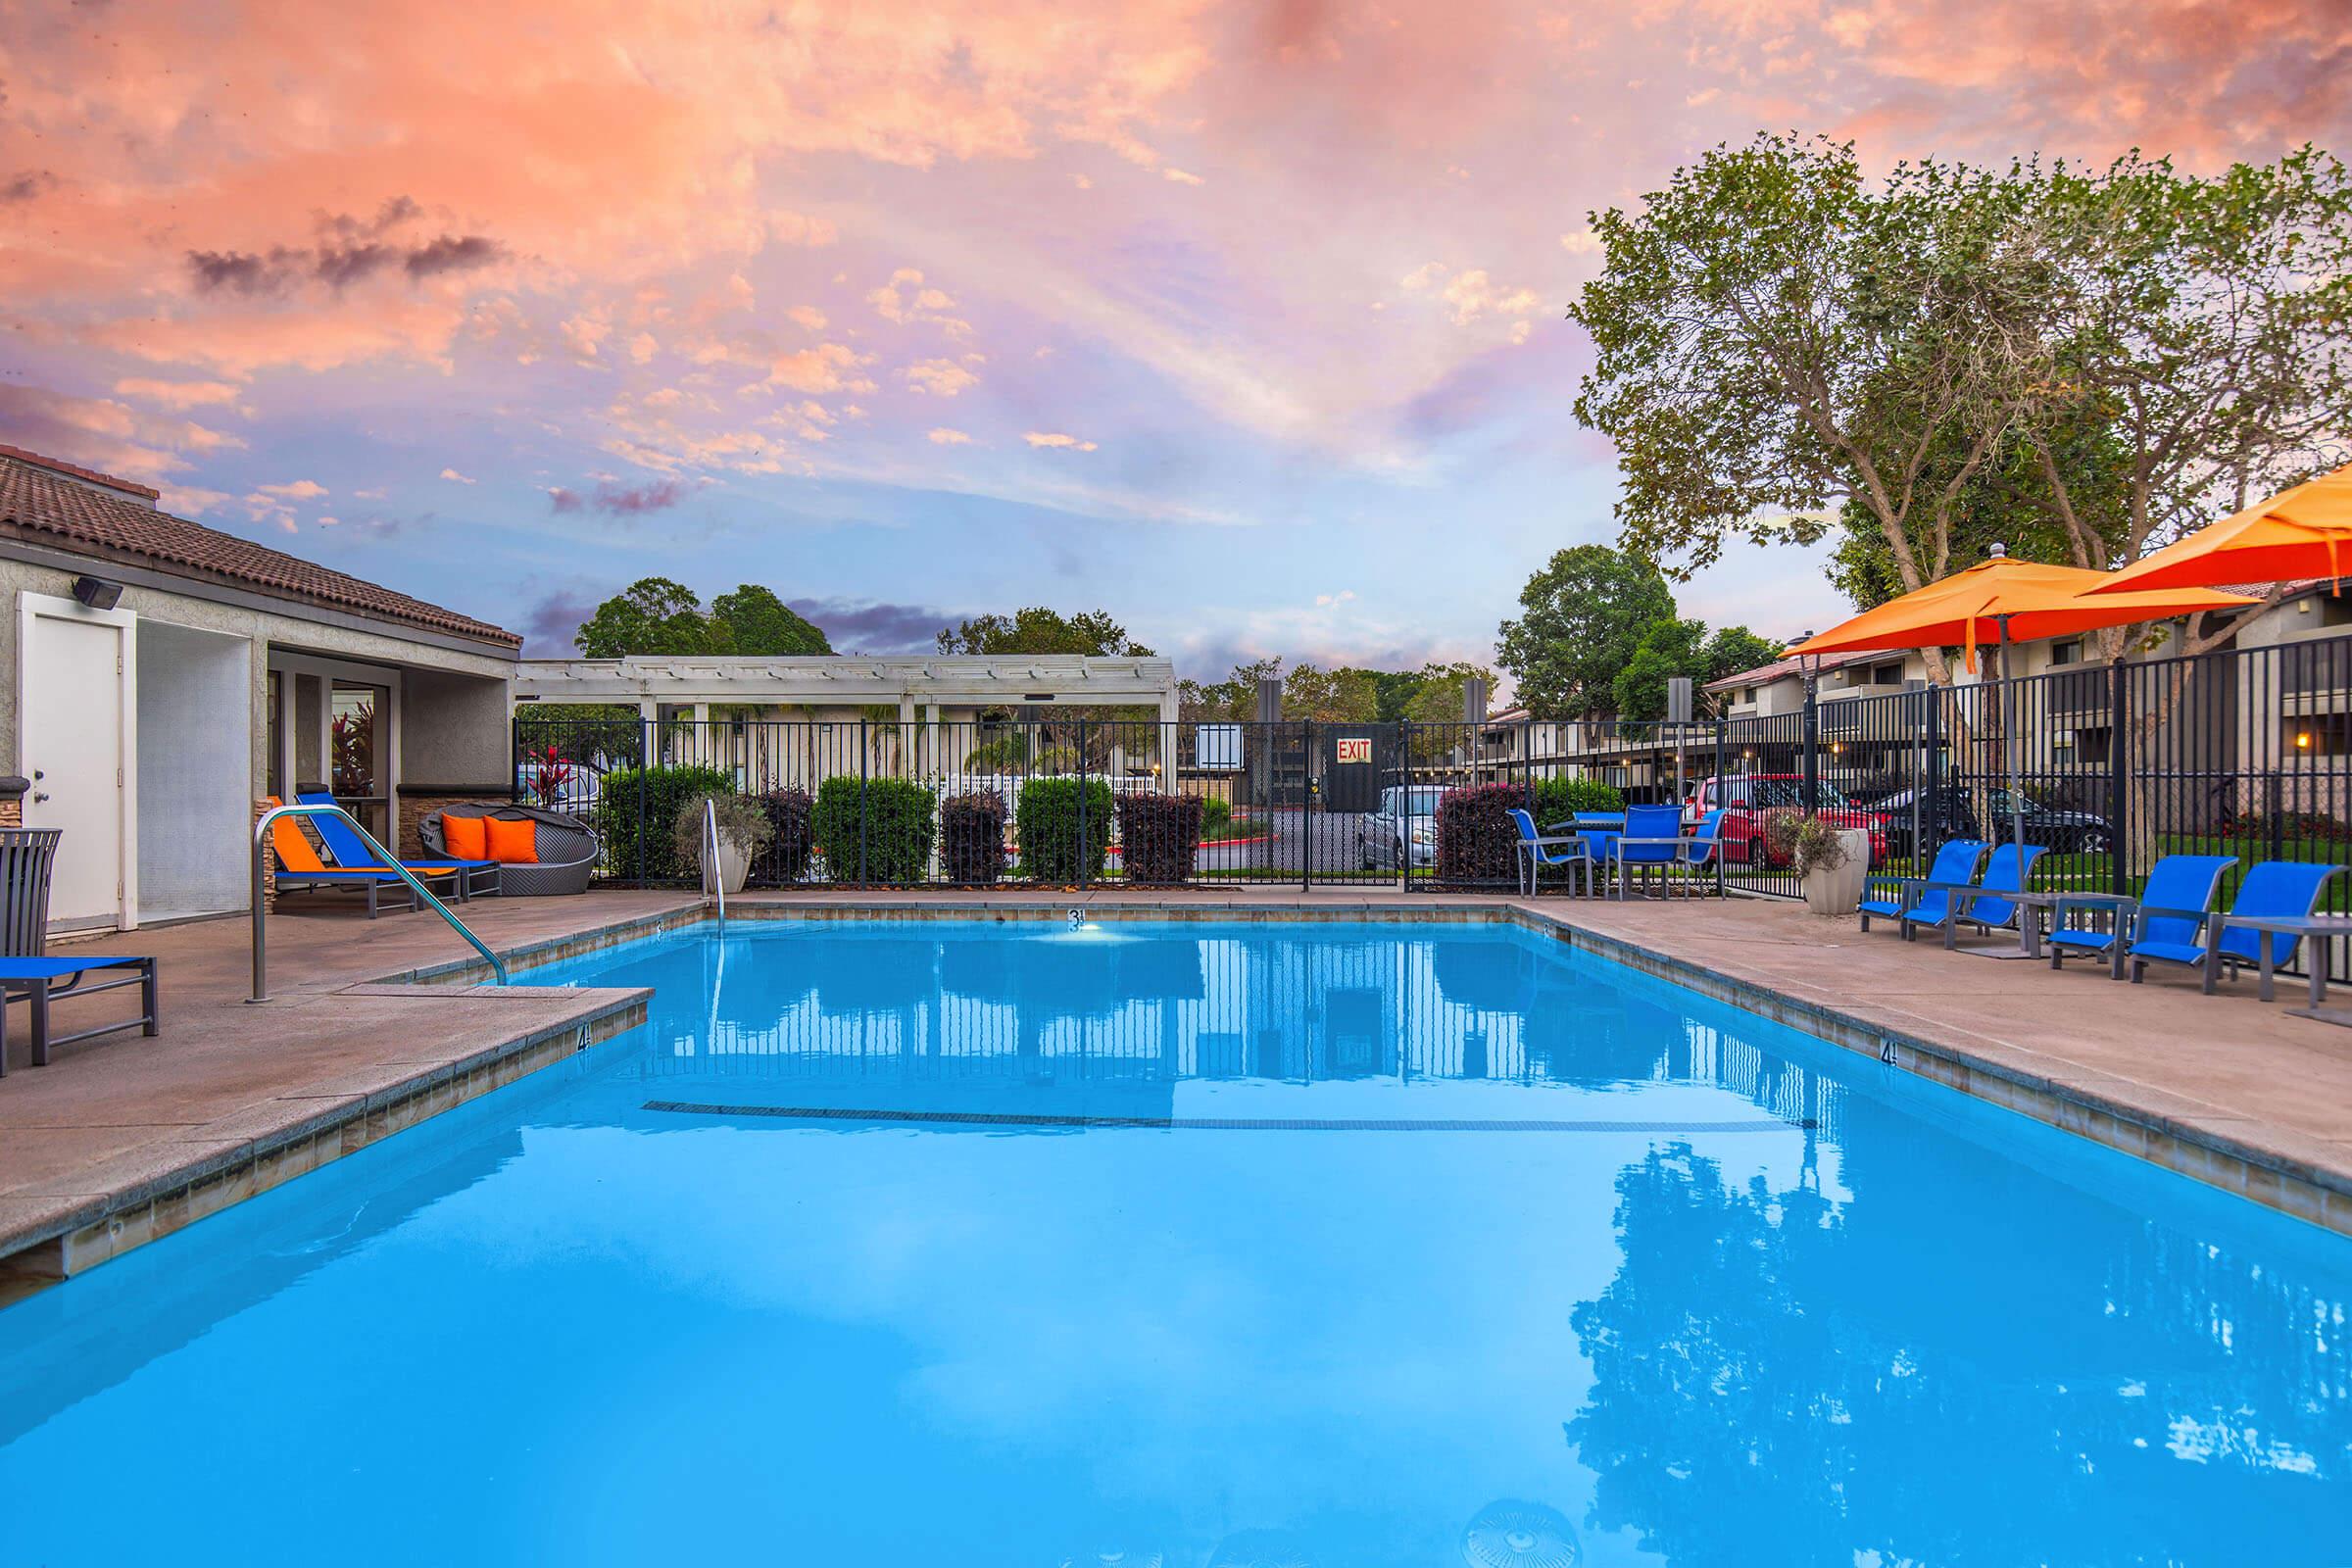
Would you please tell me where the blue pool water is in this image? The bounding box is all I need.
[3,918,2348,1565]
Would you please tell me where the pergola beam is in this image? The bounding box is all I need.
[514,654,1179,710]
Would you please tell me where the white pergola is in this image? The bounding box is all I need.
[514,654,1180,726]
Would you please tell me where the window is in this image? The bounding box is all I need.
[2050,639,2082,666]
[2284,715,2352,758]
[330,680,391,837]
[1872,664,1903,686]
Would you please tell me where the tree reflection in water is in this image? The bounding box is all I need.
[1565,1142,2351,1566]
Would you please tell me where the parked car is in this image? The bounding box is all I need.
[1865,785,2114,860]
[515,756,604,813]
[1683,774,1887,866]
[1358,785,1447,869]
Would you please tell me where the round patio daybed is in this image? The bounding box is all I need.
[421,805,600,896]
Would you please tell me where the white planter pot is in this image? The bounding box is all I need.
[1801,829,1871,916]
[702,834,752,896]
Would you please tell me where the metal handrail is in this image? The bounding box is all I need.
[248,802,510,1003]
[705,797,726,929]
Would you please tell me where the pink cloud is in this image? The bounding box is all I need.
[0,0,2339,517]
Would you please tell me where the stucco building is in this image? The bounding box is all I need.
[0,445,518,932]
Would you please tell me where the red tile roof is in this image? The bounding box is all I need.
[0,443,164,502]
[0,449,519,648]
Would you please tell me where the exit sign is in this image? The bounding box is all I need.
[1335,737,1372,764]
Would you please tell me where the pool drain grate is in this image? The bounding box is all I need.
[642,1101,1811,1133]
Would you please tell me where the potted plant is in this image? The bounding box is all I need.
[671,791,774,895]
[1762,807,1870,916]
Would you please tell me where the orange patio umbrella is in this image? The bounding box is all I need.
[1785,547,2258,858]
[2088,463,2352,596]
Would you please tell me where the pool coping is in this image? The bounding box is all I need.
[0,978,652,1301]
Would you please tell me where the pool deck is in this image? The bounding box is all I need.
[3,885,2350,1298]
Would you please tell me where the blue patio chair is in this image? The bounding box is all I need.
[0,828,157,1077]
[1507,808,1592,897]
[1859,839,1985,937]
[2049,854,2236,982]
[295,792,501,900]
[1670,808,1727,897]
[1936,842,2047,948]
[1608,805,1688,900]
[2191,860,2344,993]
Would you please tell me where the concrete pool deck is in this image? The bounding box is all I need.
[3,885,2349,1298]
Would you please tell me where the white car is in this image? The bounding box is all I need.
[1357,785,1446,869]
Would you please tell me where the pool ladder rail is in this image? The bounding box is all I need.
[247,801,511,1004]
[705,798,726,932]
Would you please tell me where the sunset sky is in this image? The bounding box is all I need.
[4,1,2347,674]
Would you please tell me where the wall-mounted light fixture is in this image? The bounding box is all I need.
[71,574,123,611]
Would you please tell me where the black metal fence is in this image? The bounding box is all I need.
[513,628,2352,921]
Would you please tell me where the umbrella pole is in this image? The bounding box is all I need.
[1999,616,2026,860]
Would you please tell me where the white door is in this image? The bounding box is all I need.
[21,598,135,930]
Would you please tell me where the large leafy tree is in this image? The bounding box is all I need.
[1570,134,2057,684]
[935,607,1153,657]
[2021,146,2352,656]
[1822,147,2352,645]
[709,584,832,655]
[1612,620,1785,720]
[574,576,714,658]
[1401,661,1498,726]
[572,577,834,657]
[1495,545,1676,717]
[1281,663,1380,722]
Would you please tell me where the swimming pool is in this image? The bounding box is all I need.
[2,917,2346,1564]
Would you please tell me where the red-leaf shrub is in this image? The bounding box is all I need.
[1434,783,1527,887]
[1114,793,1204,885]
[939,792,1008,884]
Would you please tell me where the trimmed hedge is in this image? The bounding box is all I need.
[811,775,939,883]
[1534,775,1624,821]
[1114,793,1203,885]
[939,792,1009,884]
[1434,783,1526,887]
[1016,777,1114,883]
[756,787,817,884]
[591,763,735,882]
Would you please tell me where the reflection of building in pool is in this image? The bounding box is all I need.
[631,929,1843,1131]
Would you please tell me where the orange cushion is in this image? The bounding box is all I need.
[265,796,328,873]
[442,813,490,861]
[483,816,538,864]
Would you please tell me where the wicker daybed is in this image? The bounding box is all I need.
[420,804,600,896]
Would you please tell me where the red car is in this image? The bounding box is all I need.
[1685,774,1887,867]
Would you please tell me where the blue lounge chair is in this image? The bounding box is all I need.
[2049,854,2236,982]
[1609,805,1690,900]
[2191,860,2345,994]
[295,792,501,900]
[1936,842,2048,948]
[1507,808,1593,897]
[1,956,158,1076]
[1859,839,1986,937]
